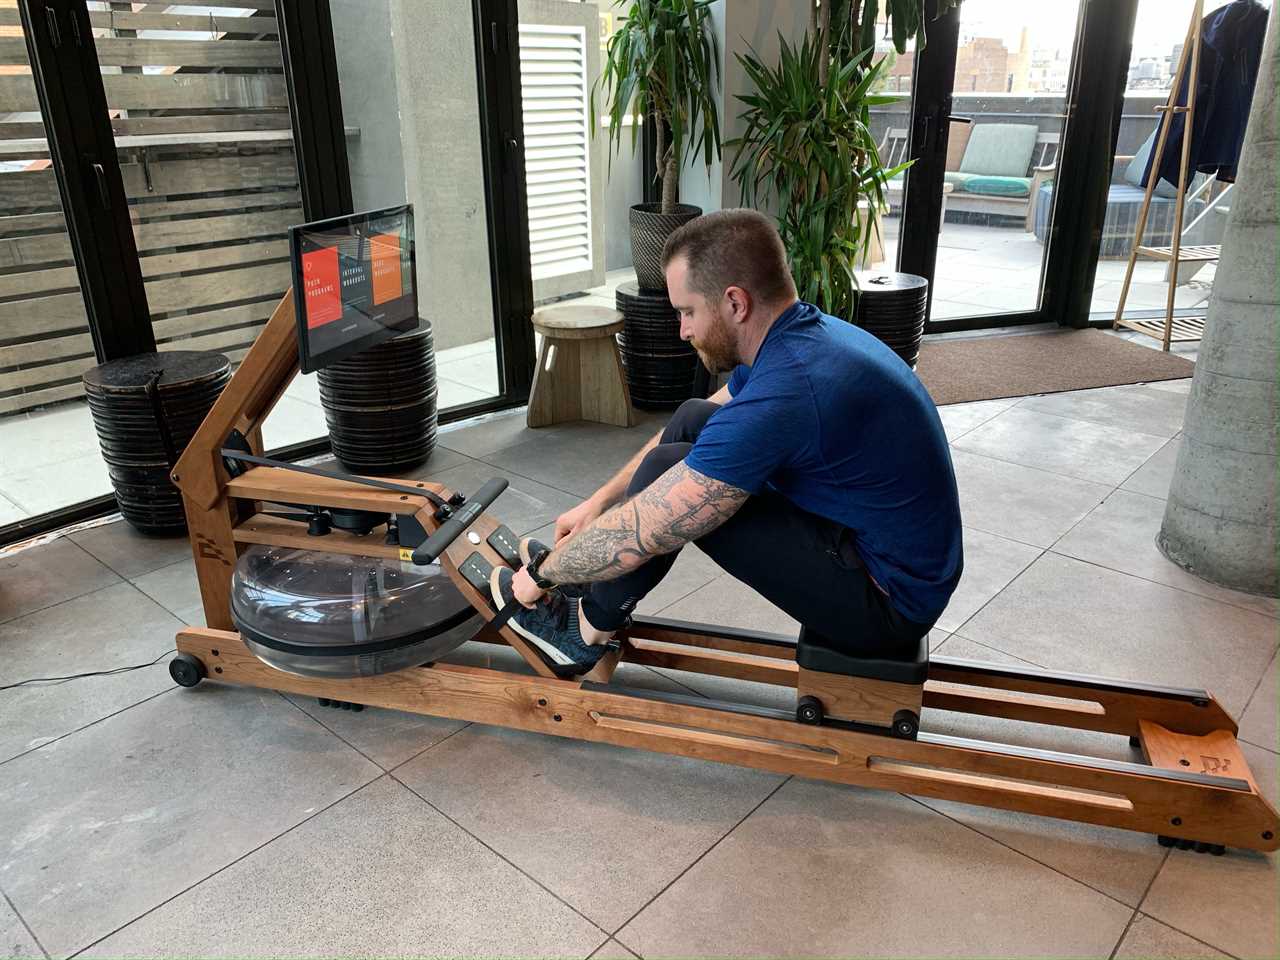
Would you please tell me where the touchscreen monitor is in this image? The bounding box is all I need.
[289,204,417,373]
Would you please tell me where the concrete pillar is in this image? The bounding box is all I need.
[1157,7,1278,597]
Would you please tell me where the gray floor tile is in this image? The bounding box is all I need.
[917,637,1164,907]
[394,723,785,931]
[589,938,639,959]
[482,423,654,498]
[1238,648,1277,753]
[960,553,1279,718]
[1053,489,1278,619]
[936,397,1018,442]
[953,407,1170,486]
[0,538,120,625]
[1018,383,1188,439]
[658,572,799,637]
[69,519,192,580]
[1121,436,1181,499]
[0,685,381,959]
[1113,914,1232,960]
[634,543,723,616]
[616,777,1133,959]
[0,581,181,763]
[950,448,1112,548]
[129,559,205,626]
[437,409,549,459]
[386,442,473,479]
[936,527,1042,634]
[281,693,469,771]
[1140,744,1278,960]
[426,457,581,537]
[0,896,42,959]
[80,776,604,959]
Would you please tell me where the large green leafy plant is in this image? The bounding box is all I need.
[592,0,721,214]
[728,36,905,319]
[728,1,964,319]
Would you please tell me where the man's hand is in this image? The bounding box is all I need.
[554,498,606,543]
[511,566,547,608]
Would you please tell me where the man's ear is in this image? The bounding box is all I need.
[723,285,752,324]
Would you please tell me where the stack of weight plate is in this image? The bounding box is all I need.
[82,351,230,535]
[852,271,929,369]
[614,281,699,409]
[318,323,437,474]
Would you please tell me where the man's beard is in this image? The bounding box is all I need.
[691,316,738,374]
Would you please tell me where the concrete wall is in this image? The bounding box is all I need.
[679,0,810,215]
[330,0,406,213]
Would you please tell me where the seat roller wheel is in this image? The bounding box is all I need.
[796,695,824,726]
[892,710,920,740]
[169,652,205,688]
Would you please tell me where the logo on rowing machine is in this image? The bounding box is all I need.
[196,535,230,566]
[1200,754,1231,775]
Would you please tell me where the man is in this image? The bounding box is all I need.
[491,209,963,677]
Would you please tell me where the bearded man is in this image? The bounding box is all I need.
[491,208,963,677]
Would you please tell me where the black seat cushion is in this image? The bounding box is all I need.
[796,627,929,684]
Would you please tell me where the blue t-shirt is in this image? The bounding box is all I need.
[684,301,963,624]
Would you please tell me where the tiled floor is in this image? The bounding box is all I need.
[2,363,1276,959]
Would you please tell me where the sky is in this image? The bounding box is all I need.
[951,0,1264,60]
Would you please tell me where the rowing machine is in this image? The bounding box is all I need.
[168,290,1279,856]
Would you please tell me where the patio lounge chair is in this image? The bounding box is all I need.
[1030,129,1207,258]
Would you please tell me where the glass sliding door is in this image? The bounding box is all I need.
[922,0,1081,324]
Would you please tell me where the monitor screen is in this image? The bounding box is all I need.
[289,204,418,374]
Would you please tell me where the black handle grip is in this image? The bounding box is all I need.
[411,477,509,565]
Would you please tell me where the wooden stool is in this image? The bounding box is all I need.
[528,305,633,428]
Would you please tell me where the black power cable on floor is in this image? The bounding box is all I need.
[0,649,175,691]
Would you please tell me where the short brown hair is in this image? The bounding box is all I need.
[662,208,796,306]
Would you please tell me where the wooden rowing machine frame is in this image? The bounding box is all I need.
[169,291,1279,855]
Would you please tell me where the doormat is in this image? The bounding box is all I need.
[915,329,1195,406]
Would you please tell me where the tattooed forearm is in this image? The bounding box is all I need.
[540,462,748,584]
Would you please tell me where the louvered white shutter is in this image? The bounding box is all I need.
[518,22,599,299]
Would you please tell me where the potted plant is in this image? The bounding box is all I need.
[728,1,963,321]
[592,0,722,291]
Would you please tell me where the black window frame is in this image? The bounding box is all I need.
[2,0,536,548]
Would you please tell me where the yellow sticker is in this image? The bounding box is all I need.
[398,547,414,563]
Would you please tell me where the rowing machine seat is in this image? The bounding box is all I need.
[796,628,928,683]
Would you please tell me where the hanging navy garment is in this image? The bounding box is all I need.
[1143,0,1268,188]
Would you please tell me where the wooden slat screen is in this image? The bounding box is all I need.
[0,1,298,417]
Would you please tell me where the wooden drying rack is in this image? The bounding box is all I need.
[168,289,1278,854]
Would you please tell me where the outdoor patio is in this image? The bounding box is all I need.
[1,367,1274,959]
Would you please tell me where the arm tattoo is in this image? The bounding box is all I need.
[540,461,749,584]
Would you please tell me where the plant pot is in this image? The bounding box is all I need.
[853,271,929,370]
[629,202,701,293]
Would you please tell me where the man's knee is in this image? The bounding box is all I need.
[626,441,690,496]
[661,398,720,445]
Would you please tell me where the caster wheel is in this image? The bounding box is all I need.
[340,701,352,710]
[169,653,205,688]
[318,698,332,707]
[1210,844,1226,856]
[1157,835,1176,847]
[892,710,920,740]
[796,696,824,726]
[1194,841,1212,854]
[351,703,364,713]
[1177,838,1195,850]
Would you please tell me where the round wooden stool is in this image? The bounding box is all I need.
[528,304,633,428]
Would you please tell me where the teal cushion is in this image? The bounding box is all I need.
[1124,130,1178,199]
[959,123,1039,177]
[943,171,977,189]
[961,175,1031,197]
